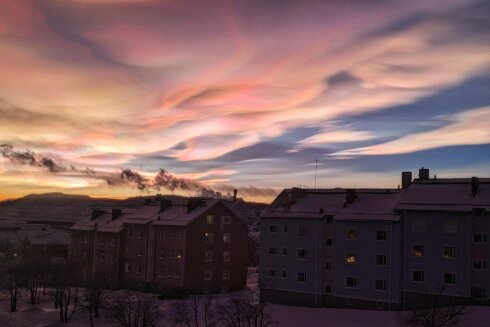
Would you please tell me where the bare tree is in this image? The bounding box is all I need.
[82,272,106,327]
[107,291,160,327]
[48,262,82,323]
[167,294,217,327]
[3,264,23,312]
[22,257,49,305]
[216,289,277,327]
[399,291,471,327]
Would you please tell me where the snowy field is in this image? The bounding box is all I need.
[0,271,489,326]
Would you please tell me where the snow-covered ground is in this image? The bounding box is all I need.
[1,271,489,326]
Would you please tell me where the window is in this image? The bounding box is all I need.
[326,216,333,224]
[158,268,163,278]
[298,226,308,237]
[223,251,231,262]
[83,236,89,244]
[282,247,288,256]
[268,247,278,255]
[413,244,424,257]
[346,277,357,288]
[174,269,181,279]
[412,218,426,232]
[205,251,213,262]
[111,254,115,263]
[267,269,276,278]
[281,270,287,279]
[376,230,387,241]
[124,263,130,272]
[347,229,358,240]
[297,272,307,283]
[471,287,486,299]
[473,260,487,270]
[175,250,182,259]
[159,248,165,259]
[346,253,357,264]
[375,280,387,291]
[205,232,214,243]
[325,238,333,247]
[376,302,385,310]
[100,252,105,262]
[412,271,425,282]
[443,218,457,233]
[221,216,231,224]
[222,270,230,280]
[444,272,456,285]
[283,225,288,233]
[159,231,165,240]
[125,246,129,255]
[223,233,231,243]
[269,225,278,233]
[206,215,214,224]
[346,298,354,306]
[474,234,487,243]
[138,230,145,239]
[204,270,212,280]
[298,248,308,260]
[136,264,142,275]
[376,255,387,266]
[325,285,332,293]
[325,262,332,270]
[111,238,115,247]
[443,246,456,259]
[137,247,143,256]
[126,229,132,238]
[175,231,182,240]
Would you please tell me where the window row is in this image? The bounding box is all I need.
[343,277,388,291]
[204,232,231,243]
[412,218,458,233]
[412,271,456,285]
[124,262,144,274]
[204,251,231,262]
[206,215,232,225]
[266,269,306,283]
[158,230,183,240]
[268,225,308,237]
[204,269,230,281]
[126,229,146,239]
[345,229,388,241]
[267,247,307,259]
[412,245,457,259]
[157,267,181,279]
[159,249,182,259]
[98,251,116,263]
[342,254,388,266]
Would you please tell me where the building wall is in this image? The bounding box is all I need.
[92,231,120,289]
[471,210,490,303]
[259,217,325,306]
[122,223,151,289]
[402,210,473,306]
[330,220,401,309]
[70,230,94,280]
[184,202,248,293]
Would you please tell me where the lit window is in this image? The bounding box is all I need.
[205,251,213,262]
[375,280,386,291]
[297,272,307,283]
[223,233,231,243]
[222,270,230,280]
[221,216,231,224]
[444,272,456,285]
[298,226,308,237]
[376,230,387,241]
[412,270,424,282]
[268,247,278,255]
[298,249,308,260]
[412,218,426,232]
[204,270,212,280]
[223,251,231,262]
[346,277,357,288]
[267,269,276,278]
[175,250,182,259]
[346,253,357,264]
[205,232,214,243]
[474,234,487,243]
[347,229,357,240]
[473,260,487,270]
[443,247,456,259]
[206,215,214,224]
[443,218,457,233]
[269,225,278,233]
[376,255,387,266]
[413,244,424,257]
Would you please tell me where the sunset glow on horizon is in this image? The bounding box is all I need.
[0,0,489,203]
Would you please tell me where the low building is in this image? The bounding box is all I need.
[70,197,249,294]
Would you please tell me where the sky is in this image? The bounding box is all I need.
[0,0,489,203]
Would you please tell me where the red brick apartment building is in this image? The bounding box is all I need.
[70,197,249,293]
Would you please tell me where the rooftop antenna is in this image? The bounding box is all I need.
[314,156,318,189]
[139,164,143,196]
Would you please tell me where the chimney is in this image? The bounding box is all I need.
[346,189,357,204]
[91,209,105,220]
[471,177,480,197]
[418,168,430,181]
[401,171,412,189]
[233,189,238,202]
[160,199,172,212]
[112,208,122,220]
[187,198,204,213]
